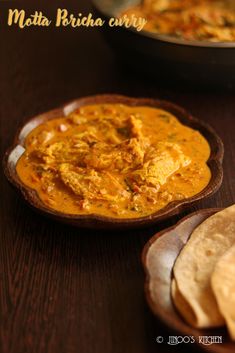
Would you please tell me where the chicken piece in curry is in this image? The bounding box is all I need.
[16,104,211,218]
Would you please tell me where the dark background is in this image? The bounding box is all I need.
[1,1,235,353]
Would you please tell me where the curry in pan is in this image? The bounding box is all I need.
[124,0,235,42]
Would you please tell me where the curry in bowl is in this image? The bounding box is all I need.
[124,0,235,42]
[16,102,211,219]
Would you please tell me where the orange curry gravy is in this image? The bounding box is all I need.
[16,104,211,218]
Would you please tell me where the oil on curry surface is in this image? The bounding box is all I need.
[16,104,211,218]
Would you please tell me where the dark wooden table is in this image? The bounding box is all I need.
[1,1,235,353]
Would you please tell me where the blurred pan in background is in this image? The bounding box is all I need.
[92,0,235,87]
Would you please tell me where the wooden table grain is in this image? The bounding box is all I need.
[1,1,235,353]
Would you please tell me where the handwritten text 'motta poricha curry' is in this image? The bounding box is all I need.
[6,9,147,32]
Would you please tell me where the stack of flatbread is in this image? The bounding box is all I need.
[172,204,235,339]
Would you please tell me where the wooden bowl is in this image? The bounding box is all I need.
[142,208,235,352]
[3,94,224,230]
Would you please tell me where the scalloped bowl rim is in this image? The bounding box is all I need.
[3,94,224,228]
